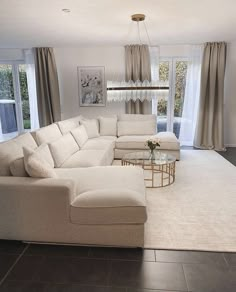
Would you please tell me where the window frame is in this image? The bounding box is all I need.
[0,60,26,134]
[155,56,189,133]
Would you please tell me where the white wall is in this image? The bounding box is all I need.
[54,45,191,120]
[0,49,24,61]
[159,45,190,58]
[224,42,236,146]
[54,47,126,120]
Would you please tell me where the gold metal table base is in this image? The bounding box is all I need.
[121,159,176,188]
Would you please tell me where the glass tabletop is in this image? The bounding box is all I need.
[122,150,176,166]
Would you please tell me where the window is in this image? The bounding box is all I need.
[153,57,188,138]
[19,64,31,130]
[0,62,34,142]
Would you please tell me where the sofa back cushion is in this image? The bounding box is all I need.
[14,132,38,149]
[99,116,117,136]
[118,114,156,122]
[0,140,23,176]
[80,119,99,138]
[23,147,57,178]
[49,133,79,167]
[71,125,88,148]
[117,120,156,136]
[57,116,82,135]
[35,124,62,145]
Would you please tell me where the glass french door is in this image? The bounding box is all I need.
[0,63,30,142]
[153,57,188,138]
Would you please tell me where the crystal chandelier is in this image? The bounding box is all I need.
[107,14,169,102]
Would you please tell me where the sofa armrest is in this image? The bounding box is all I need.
[0,177,76,240]
[0,176,76,203]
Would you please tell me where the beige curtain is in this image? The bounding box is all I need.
[34,48,61,127]
[125,45,151,114]
[194,42,227,151]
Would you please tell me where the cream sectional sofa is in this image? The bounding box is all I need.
[0,114,180,247]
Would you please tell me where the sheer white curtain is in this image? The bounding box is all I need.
[179,45,203,146]
[24,49,39,130]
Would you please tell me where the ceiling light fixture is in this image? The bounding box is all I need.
[107,14,169,102]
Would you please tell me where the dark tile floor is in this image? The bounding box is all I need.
[0,241,236,292]
[0,148,235,292]
[217,147,236,166]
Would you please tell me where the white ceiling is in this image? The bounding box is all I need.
[0,0,236,48]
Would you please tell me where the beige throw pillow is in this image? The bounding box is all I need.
[80,119,99,138]
[99,116,117,136]
[23,147,57,178]
[71,125,88,148]
[57,116,81,135]
[10,157,29,177]
[35,124,62,145]
[36,144,55,168]
[49,133,79,167]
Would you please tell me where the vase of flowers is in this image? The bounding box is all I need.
[146,138,160,160]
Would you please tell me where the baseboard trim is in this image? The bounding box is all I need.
[225,144,236,147]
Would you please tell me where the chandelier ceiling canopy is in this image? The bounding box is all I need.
[107,14,169,102]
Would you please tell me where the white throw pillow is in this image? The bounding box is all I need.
[117,120,156,136]
[80,119,99,138]
[71,125,88,148]
[35,124,62,145]
[99,116,117,136]
[49,133,79,167]
[10,157,29,177]
[23,147,57,178]
[36,144,55,168]
[57,116,82,134]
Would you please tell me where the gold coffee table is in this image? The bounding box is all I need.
[121,151,176,188]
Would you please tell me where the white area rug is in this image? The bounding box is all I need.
[143,150,236,252]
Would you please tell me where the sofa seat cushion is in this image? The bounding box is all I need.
[116,135,151,149]
[60,149,113,168]
[156,132,180,150]
[92,136,117,141]
[116,133,180,151]
[55,166,146,224]
[82,139,115,151]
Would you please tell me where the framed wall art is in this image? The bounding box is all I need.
[78,66,106,107]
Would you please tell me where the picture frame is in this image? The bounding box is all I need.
[78,66,106,107]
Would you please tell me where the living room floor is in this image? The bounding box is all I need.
[0,148,235,292]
